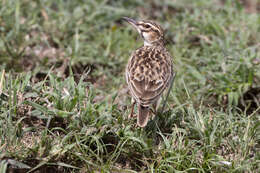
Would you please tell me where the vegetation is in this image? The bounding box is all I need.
[0,0,259,172]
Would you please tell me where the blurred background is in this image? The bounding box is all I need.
[0,0,259,172]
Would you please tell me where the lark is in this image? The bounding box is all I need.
[123,17,175,127]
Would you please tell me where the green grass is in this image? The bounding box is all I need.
[0,0,260,172]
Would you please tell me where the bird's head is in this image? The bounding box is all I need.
[122,17,164,46]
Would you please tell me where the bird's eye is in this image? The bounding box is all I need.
[144,24,150,28]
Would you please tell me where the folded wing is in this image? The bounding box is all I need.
[126,46,173,106]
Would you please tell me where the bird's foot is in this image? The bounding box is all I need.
[128,113,137,119]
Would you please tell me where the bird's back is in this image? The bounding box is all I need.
[126,45,173,107]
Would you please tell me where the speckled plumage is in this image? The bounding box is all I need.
[123,17,174,127]
[126,46,173,106]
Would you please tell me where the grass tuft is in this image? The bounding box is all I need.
[0,0,259,172]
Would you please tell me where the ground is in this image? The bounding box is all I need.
[0,0,260,172]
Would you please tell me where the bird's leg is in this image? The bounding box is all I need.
[151,105,156,120]
[151,98,161,120]
[128,99,136,118]
[161,72,176,113]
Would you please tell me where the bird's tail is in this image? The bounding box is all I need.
[137,105,150,127]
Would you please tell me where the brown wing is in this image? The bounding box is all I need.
[126,46,173,107]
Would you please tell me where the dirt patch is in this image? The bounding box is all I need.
[239,87,260,115]
[219,0,260,13]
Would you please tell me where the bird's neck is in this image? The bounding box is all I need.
[144,38,165,47]
[144,41,153,46]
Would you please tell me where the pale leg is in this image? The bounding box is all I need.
[128,98,136,118]
[151,98,161,119]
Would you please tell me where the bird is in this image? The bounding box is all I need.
[122,17,175,127]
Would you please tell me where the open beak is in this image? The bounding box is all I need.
[122,17,140,33]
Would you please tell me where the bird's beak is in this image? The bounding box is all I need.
[122,17,140,33]
[122,17,137,26]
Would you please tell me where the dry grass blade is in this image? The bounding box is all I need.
[0,69,5,94]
